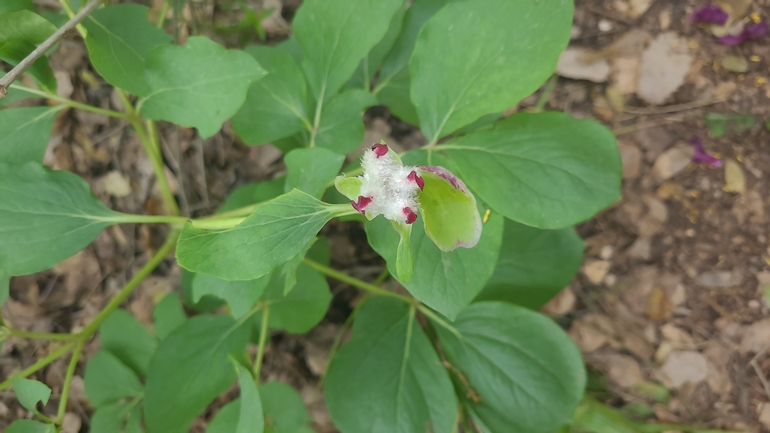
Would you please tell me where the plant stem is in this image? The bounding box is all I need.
[533,74,558,113]
[0,341,77,391]
[8,84,130,119]
[77,229,179,339]
[201,204,258,220]
[129,117,180,216]
[156,1,170,28]
[417,304,460,338]
[302,259,414,304]
[0,0,102,97]
[252,305,270,383]
[8,329,75,341]
[190,217,246,230]
[56,338,85,422]
[105,213,188,225]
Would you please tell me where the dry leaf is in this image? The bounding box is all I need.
[721,55,749,72]
[724,159,746,194]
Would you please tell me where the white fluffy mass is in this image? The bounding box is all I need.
[357,147,420,224]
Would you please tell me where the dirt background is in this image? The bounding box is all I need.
[2,0,770,432]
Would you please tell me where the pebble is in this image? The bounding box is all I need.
[582,260,612,285]
[652,144,695,181]
[660,351,710,387]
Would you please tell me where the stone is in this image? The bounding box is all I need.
[604,354,644,388]
[556,48,611,82]
[619,141,642,179]
[637,33,694,105]
[652,144,695,181]
[660,351,710,387]
[739,320,770,355]
[542,287,576,316]
[582,260,611,285]
[695,271,742,288]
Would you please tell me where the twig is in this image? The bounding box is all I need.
[751,358,770,399]
[0,0,104,98]
[623,98,726,115]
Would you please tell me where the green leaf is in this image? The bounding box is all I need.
[325,297,457,433]
[83,4,173,96]
[0,269,9,307]
[365,206,503,319]
[313,89,377,154]
[91,400,143,433]
[0,11,57,90]
[153,293,187,340]
[6,420,55,433]
[192,273,269,318]
[100,309,158,377]
[475,220,584,310]
[145,315,251,433]
[438,112,621,229]
[0,107,60,164]
[207,400,241,433]
[418,166,482,251]
[433,302,586,433]
[704,113,755,138]
[293,0,405,102]
[177,190,337,281]
[375,0,456,125]
[12,377,51,413]
[391,221,414,282]
[219,177,286,213]
[0,162,118,276]
[410,0,572,141]
[0,0,34,13]
[285,148,344,199]
[280,238,317,295]
[232,46,310,145]
[0,73,34,107]
[255,263,332,334]
[84,351,143,407]
[138,36,266,139]
[260,382,314,433]
[236,368,264,433]
[345,5,406,90]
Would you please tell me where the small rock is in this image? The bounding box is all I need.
[604,354,644,388]
[660,351,710,387]
[598,19,614,32]
[55,71,74,99]
[582,260,611,285]
[660,323,695,349]
[733,190,765,224]
[62,412,82,433]
[724,159,746,194]
[556,48,611,82]
[600,245,615,260]
[629,0,653,18]
[542,287,576,316]
[627,237,652,260]
[739,320,770,355]
[618,141,642,179]
[569,313,615,352]
[643,195,668,222]
[758,403,770,429]
[695,271,741,288]
[101,171,132,198]
[652,144,695,181]
[611,56,640,95]
[637,33,694,105]
[659,8,672,30]
[634,126,675,163]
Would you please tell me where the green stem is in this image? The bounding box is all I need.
[190,217,246,230]
[56,338,85,423]
[105,213,188,225]
[58,0,88,38]
[0,341,77,391]
[309,86,326,147]
[129,117,180,216]
[9,84,130,120]
[303,259,413,304]
[77,229,179,339]
[202,204,258,220]
[8,329,75,341]
[533,74,557,113]
[156,1,170,28]
[417,304,461,339]
[253,304,270,382]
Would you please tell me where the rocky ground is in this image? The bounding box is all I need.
[2,0,770,432]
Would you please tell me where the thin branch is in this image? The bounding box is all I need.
[0,0,104,98]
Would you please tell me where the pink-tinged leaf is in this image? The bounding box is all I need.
[417,166,482,251]
[717,21,768,45]
[689,136,722,168]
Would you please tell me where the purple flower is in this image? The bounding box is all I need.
[717,21,768,45]
[691,5,729,25]
[689,137,722,167]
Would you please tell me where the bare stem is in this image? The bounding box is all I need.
[8,329,75,341]
[303,259,414,304]
[56,338,85,423]
[253,305,270,383]
[129,117,180,216]
[533,74,558,113]
[0,342,77,391]
[0,0,103,97]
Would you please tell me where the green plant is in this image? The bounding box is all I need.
[0,0,628,432]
